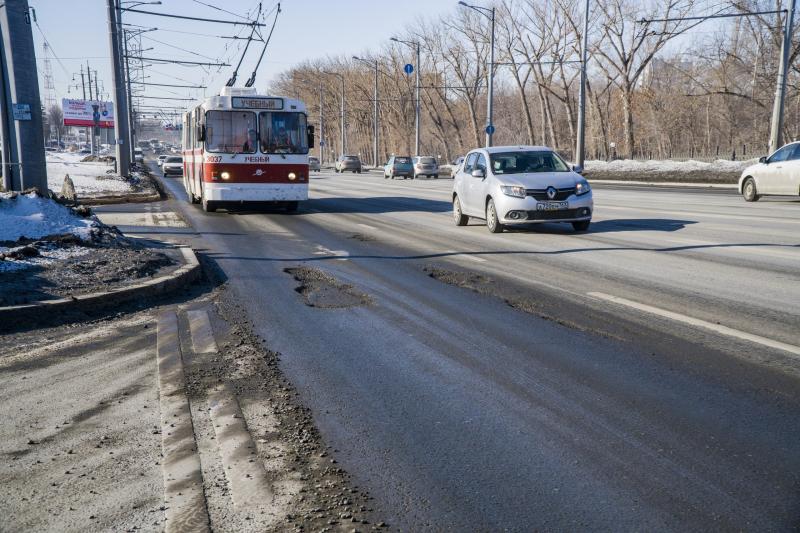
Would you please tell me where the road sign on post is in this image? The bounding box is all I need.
[404,63,414,75]
[485,124,495,135]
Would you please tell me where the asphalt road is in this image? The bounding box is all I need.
[96,163,800,531]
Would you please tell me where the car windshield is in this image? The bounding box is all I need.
[206,111,257,153]
[344,156,359,161]
[489,151,569,174]
[259,112,308,154]
[166,156,182,163]
[395,157,411,164]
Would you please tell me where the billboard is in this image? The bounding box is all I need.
[61,98,114,128]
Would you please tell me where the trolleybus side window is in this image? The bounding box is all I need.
[259,112,308,154]
[205,111,257,154]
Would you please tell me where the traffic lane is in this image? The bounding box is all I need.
[197,200,800,530]
[306,174,800,351]
[150,176,800,529]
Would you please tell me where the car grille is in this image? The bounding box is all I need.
[526,187,576,201]
[525,208,583,220]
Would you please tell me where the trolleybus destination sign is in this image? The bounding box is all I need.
[231,97,284,110]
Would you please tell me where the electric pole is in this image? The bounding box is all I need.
[575,0,589,169]
[768,0,796,154]
[107,0,130,176]
[0,0,48,192]
[86,61,96,155]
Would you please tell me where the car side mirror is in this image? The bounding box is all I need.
[471,168,485,178]
[759,156,767,164]
[572,164,584,174]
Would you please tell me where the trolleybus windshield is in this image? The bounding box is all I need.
[259,112,308,154]
[205,111,258,154]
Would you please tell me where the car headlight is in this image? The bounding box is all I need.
[575,180,591,196]
[500,185,526,198]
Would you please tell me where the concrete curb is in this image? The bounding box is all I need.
[588,179,738,189]
[0,246,201,320]
[81,190,162,205]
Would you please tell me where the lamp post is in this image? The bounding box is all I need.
[575,0,589,169]
[390,37,420,156]
[353,56,379,167]
[322,71,345,157]
[769,0,797,153]
[458,1,495,147]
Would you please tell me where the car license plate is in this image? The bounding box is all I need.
[537,201,568,211]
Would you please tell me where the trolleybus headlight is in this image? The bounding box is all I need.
[221,171,231,180]
[288,172,297,181]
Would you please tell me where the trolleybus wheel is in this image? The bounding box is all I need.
[285,201,299,212]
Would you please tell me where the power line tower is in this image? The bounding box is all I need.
[42,41,55,110]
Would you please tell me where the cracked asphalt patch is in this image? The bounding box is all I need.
[284,267,372,309]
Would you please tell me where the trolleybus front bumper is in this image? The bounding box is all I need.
[203,182,308,203]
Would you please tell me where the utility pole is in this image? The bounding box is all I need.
[318,84,324,163]
[123,30,135,161]
[108,0,130,176]
[0,10,11,191]
[86,61,95,155]
[390,37,421,155]
[0,0,48,192]
[575,0,590,169]
[458,2,495,147]
[353,56,380,166]
[768,0,796,154]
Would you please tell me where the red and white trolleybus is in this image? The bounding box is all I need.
[182,87,314,212]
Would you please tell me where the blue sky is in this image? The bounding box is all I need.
[32,0,456,108]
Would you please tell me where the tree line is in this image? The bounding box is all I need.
[271,0,800,164]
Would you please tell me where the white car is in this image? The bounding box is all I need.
[452,145,593,233]
[412,156,439,179]
[133,148,144,164]
[162,156,183,175]
[739,141,800,201]
[157,154,168,167]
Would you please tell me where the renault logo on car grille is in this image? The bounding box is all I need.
[546,186,557,200]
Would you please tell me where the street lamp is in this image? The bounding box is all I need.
[353,56,379,167]
[322,71,346,157]
[457,1,495,147]
[575,0,589,169]
[390,37,421,156]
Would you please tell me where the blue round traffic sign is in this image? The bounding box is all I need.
[485,124,495,135]
[404,63,414,75]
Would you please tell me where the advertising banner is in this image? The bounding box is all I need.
[62,98,115,128]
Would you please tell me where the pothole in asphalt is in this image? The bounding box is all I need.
[284,266,372,309]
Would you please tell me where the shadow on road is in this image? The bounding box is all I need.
[304,196,452,214]
[504,218,697,234]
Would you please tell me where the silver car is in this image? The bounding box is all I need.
[162,155,183,176]
[335,155,362,173]
[739,141,800,201]
[308,156,321,172]
[452,146,593,233]
[412,156,439,179]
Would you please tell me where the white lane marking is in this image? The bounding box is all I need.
[587,292,800,357]
[445,249,487,263]
[313,244,350,260]
[186,309,218,355]
[357,223,377,230]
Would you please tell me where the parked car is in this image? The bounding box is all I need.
[452,145,593,233]
[412,156,439,179]
[162,155,183,175]
[308,156,321,172]
[335,154,362,173]
[157,154,169,167]
[133,148,144,163]
[384,156,414,179]
[739,141,800,201]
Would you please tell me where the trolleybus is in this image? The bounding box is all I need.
[182,87,314,212]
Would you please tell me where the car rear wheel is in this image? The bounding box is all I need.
[572,220,591,232]
[453,196,468,226]
[486,198,504,233]
[743,177,760,202]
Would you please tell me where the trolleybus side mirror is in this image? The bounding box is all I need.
[307,125,315,149]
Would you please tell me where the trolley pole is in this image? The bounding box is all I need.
[768,0,796,154]
[0,0,48,192]
[107,0,130,176]
[575,0,589,169]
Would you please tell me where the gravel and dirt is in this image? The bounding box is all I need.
[284,266,372,309]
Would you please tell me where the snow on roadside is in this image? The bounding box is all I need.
[584,158,756,174]
[46,152,134,194]
[0,192,97,244]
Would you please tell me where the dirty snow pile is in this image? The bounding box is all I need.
[47,152,134,194]
[584,158,756,174]
[0,191,96,244]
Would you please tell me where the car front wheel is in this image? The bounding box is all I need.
[742,177,760,202]
[453,195,469,226]
[486,198,504,233]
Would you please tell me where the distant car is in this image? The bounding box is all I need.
[412,156,439,179]
[308,156,321,172]
[452,145,593,233]
[384,156,414,179]
[739,141,800,201]
[157,154,168,167]
[452,156,465,166]
[134,148,144,163]
[335,155,362,173]
[162,155,183,175]
[80,147,91,155]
